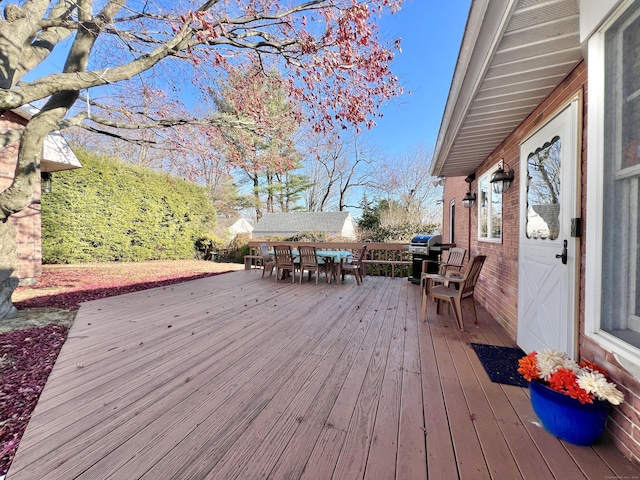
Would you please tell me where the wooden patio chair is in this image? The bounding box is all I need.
[259,243,276,279]
[273,245,297,283]
[297,245,329,284]
[419,247,467,321]
[420,247,466,290]
[420,247,467,314]
[350,244,368,280]
[338,254,362,285]
[428,255,486,331]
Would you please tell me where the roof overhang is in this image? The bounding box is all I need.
[42,131,82,172]
[430,0,583,178]
[10,106,82,172]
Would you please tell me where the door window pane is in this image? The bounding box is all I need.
[525,136,561,240]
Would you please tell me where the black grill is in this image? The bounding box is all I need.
[407,234,442,284]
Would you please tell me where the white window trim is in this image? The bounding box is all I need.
[449,199,455,243]
[477,165,502,243]
[585,0,640,376]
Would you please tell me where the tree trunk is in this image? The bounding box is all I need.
[0,220,19,320]
[0,119,46,321]
[252,174,262,220]
[0,98,74,319]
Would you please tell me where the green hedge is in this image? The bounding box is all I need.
[41,150,217,263]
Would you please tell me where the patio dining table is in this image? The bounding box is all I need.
[272,248,353,284]
[315,250,353,284]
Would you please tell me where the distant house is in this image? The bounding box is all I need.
[0,107,82,285]
[252,212,357,240]
[228,218,254,238]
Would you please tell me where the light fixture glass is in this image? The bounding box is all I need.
[432,177,446,187]
[41,172,52,193]
[490,160,514,194]
[462,191,476,208]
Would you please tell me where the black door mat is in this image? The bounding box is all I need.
[470,343,529,387]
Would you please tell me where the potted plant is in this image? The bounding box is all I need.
[518,349,624,446]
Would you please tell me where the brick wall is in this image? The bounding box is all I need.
[442,60,640,463]
[0,112,42,285]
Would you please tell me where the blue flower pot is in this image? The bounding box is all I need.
[529,380,611,446]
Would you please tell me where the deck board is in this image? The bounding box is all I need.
[7,270,640,480]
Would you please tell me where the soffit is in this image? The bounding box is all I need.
[431,0,583,178]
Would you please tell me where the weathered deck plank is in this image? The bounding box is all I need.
[395,283,428,480]
[6,270,640,480]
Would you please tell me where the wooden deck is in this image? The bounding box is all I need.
[7,270,639,479]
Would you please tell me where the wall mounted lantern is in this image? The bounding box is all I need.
[41,172,52,193]
[462,173,476,208]
[490,159,515,194]
[432,177,446,187]
[462,191,476,208]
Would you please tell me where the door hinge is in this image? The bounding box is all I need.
[571,218,581,237]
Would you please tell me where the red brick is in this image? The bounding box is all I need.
[0,112,42,284]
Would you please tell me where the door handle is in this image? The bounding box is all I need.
[555,239,568,265]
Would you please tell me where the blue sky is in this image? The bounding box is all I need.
[371,0,471,157]
[24,0,471,160]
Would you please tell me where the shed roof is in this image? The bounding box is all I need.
[253,212,352,234]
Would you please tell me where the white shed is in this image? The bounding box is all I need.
[252,212,357,240]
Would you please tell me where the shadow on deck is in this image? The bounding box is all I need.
[7,270,639,479]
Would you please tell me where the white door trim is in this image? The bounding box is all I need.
[517,96,581,357]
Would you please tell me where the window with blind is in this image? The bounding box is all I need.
[601,1,640,347]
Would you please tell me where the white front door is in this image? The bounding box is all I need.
[517,99,580,357]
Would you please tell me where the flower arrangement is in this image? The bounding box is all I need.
[518,349,624,405]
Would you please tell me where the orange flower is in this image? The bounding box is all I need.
[518,353,540,381]
[548,369,593,404]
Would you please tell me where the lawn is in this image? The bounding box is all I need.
[12,259,244,309]
[0,260,244,476]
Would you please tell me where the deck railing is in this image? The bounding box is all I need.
[246,241,413,278]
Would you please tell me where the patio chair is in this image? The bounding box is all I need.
[420,247,466,318]
[429,255,486,331]
[259,243,276,279]
[420,247,466,290]
[339,255,362,285]
[273,245,297,283]
[350,244,368,280]
[298,245,330,284]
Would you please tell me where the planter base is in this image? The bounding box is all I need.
[529,380,611,446]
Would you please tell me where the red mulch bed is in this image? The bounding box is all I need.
[0,324,68,474]
[0,264,235,476]
[13,272,230,310]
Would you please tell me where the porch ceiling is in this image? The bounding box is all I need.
[431,0,583,178]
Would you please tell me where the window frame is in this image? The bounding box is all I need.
[477,164,503,243]
[585,0,640,372]
[449,199,455,244]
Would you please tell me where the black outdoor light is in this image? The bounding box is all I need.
[462,173,476,208]
[490,159,515,194]
[462,191,476,208]
[41,172,52,193]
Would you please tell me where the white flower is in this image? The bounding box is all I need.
[577,371,625,405]
[537,349,570,380]
[561,357,581,374]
